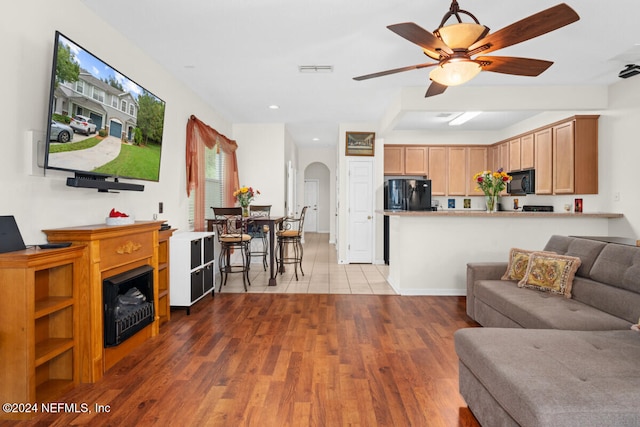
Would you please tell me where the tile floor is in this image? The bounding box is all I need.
[215,232,397,295]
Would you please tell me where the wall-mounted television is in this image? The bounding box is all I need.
[44,31,166,192]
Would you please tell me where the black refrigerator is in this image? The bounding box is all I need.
[384,179,432,264]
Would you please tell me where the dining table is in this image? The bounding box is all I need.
[207,215,284,286]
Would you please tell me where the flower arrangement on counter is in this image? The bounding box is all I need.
[473,169,512,212]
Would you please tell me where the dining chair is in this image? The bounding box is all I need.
[248,205,271,271]
[211,207,252,292]
[276,206,308,281]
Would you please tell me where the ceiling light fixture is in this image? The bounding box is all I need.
[430,59,481,86]
[268,105,280,110]
[449,111,482,126]
[427,1,488,86]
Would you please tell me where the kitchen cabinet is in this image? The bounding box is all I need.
[553,121,575,194]
[553,116,599,194]
[428,146,447,196]
[498,141,510,173]
[467,147,487,195]
[383,145,428,176]
[534,127,553,194]
[520,133,535,170]
[404,146,428,175]
[447,147,467,195]
[383,146,404,175]
[509,138,521,172]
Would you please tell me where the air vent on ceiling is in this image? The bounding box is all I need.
[298,65,333,73]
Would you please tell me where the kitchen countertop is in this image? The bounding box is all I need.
[379,210,623,218]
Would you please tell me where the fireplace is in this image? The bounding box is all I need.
[103,265,154,347]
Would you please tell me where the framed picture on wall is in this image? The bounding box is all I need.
[345,131,375,156]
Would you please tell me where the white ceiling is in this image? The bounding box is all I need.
[82,0,640,146]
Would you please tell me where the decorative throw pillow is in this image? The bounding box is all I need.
[502,248,539,281]
[518,252,582,298]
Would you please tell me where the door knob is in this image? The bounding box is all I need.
[367,216,372,220]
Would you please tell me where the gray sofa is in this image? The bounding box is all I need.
[456,235,640,426]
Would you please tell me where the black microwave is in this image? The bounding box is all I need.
[508,169,535,195]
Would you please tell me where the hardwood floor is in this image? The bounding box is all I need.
[4,234,481,426]
[9,294,481,426]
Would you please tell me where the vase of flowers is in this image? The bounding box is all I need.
[473,169,512,213]
[233,186,260,216]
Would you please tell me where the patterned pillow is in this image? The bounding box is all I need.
[502,248,538,281]
[518,252,582,298]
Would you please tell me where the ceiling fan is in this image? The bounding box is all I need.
[353,1,580,97]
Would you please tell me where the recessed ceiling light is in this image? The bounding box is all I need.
[312,138,320,141]
[268,105,280,110]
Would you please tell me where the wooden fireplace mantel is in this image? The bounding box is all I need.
[43,221,165,383]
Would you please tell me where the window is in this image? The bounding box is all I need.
[188,147,226,229]
[129,104,135,116]
[76,81,84,94]
[121,100,127,112]
[112,96,118,108]
[92,88,105,103]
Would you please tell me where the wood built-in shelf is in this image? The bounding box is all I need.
[0,245,85,420]
[157,228,175,326]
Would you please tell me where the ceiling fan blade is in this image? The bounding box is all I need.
[477,56,553,76]
[353,62,437,81]
[469,3,579,55]
[425,81,448,97]
[387,22,453,55]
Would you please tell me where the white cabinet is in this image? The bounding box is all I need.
[170,232,215,314]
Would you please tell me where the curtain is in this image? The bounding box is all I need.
[186,115,239,231]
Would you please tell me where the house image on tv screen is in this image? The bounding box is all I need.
[53,70,139,141]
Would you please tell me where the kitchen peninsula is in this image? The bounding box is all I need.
[381,210,623,296]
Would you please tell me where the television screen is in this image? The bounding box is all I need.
[44,31,165,184]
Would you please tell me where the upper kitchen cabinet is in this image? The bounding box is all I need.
[428,146,447,196]
[520,134,535,170]
[553,116,599,194]
[508,134,534,172]
[404,146,429,175]
[534,127,553,194]
[509,138,521,172]
[467,147,487,195]
[447,147,467,196]
[383,146,404,175]
[383,145,428,176]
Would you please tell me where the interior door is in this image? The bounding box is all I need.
[304,179,318,232]
[348,159,373,263]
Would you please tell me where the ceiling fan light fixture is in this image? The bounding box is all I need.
[429,59,481,86]
[435,23,488,49]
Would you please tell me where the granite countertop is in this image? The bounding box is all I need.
[378,210,623,218]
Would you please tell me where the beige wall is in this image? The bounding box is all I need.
[2,0,232,243]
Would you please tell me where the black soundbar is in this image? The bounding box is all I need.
[66,173,144,192]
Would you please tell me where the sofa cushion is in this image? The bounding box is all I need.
[455,328,640,427]
[518,252,581,298]
[571,276,640,325]
[501,248,538,281]
[589,244,640,293]
[474,280,631,330]
[543,235,606,278]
